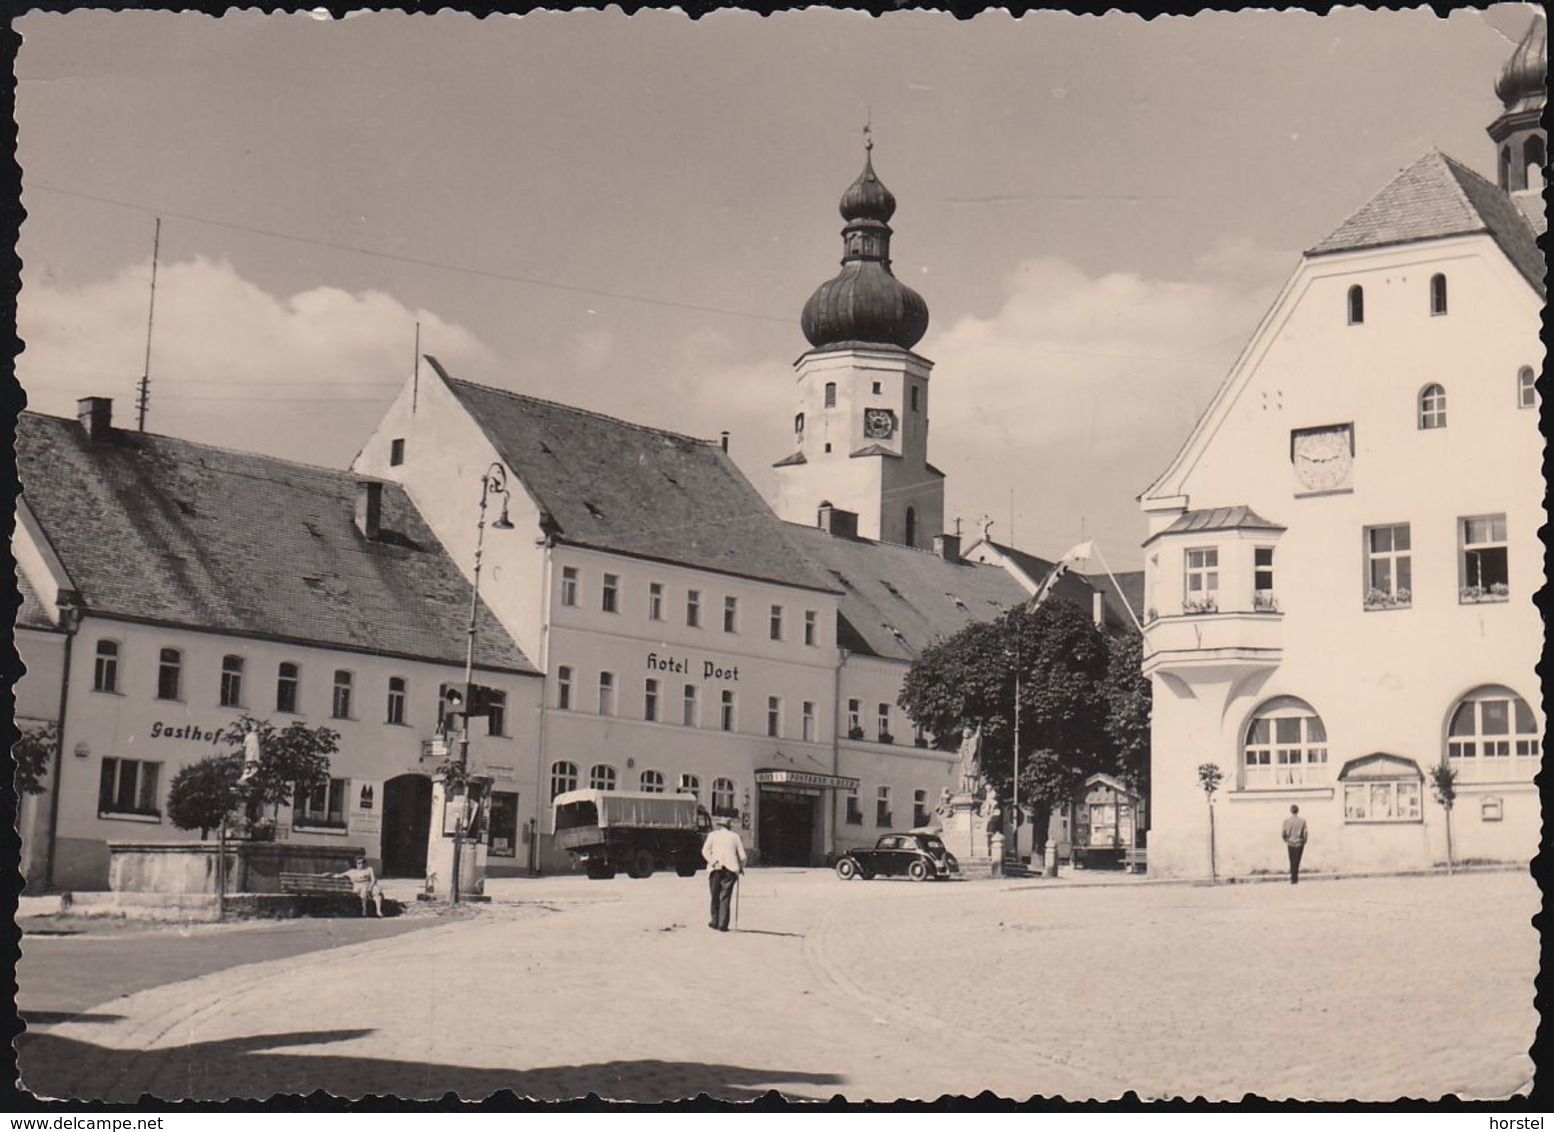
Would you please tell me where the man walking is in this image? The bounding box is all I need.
[702,815,746,931]
[1281,804,1308,885]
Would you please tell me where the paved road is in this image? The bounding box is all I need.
[15,869,1539,1103]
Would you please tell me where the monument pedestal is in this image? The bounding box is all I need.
[938,792,998,879]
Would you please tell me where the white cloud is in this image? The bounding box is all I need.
[17,257,491,467]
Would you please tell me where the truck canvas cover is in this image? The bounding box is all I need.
[553,789,700,830]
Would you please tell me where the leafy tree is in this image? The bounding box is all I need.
[1101,632,1151,792]
[1197,762,1224,882]
[167,753,244,839]
[219,716,339,835]
[1430,759,1459,875]
[12,721,58,795]
[899,599,1138,829]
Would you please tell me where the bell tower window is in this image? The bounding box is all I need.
[824,383,837,409]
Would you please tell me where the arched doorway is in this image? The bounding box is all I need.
[381,773,433,877]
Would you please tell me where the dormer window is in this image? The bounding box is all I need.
[1347,285,1364,326]
[1418,384,1447,430]
[1430,274,1448,316]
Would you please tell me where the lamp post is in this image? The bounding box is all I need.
[450,462,514,905]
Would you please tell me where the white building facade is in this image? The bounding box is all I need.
[1138,22,1546,878]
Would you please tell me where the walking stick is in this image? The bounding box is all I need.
[734,874,740,931]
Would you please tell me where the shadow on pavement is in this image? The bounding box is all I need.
[17,1011,126,1027]
[16,1028,845,1103]
[732,929,804,939]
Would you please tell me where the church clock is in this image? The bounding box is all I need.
[863,408,897,440]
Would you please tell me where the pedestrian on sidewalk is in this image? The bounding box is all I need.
[337,854,384,916]
[1281,804,1308,885]
[702,815,746,931]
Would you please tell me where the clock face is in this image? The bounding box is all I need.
[863,408,897,440]
[1291,425,1354,492]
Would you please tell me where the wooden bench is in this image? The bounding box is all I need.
[279,871,355,896]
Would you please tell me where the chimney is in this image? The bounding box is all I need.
[1092,589,1105,629]
[355,481,384,540]
[77,397,112,442]
[720,431,730,453]
[817,502,858,539]
[934,533,962,562]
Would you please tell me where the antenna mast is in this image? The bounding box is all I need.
[136,217,162,432]
[412,321,421,414]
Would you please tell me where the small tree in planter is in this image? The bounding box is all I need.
[1197,762,1224,883]
[1430,759,1459,875]
[219,716,339,837]
[167,753,245,839]
[12,721,58,795]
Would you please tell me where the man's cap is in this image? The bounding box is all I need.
[713,815,732,827]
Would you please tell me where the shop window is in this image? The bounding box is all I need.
[598,672,616,717]
[845,794,863,825]
[1430,273,1448,316]
[875,787,892,827]
[560,566,578,607]
[1447,686,1538,781]
[802,702,816,743]
[332,670,353,720]
[1418,384,1447,430]
[93,640,120,693]
[683,684,698,726]
[557,666,573,710]
[712,778,737,817]
[550,761,579,800]
[1241,697,1328,789]
[218,655,244,707]
[720,690,736,733]
[1517,366,1536,409]
[640,769,665,794]
[1347,284,1364,325]
[485,690,507,737]
[644,678,660,722]
[770,604,784,641]
[1340,755,1423,823]
[1183,548,1219,613]
[276,662,300,713]
[804,610,818,647]
[686,589,702,628]
[679,774,700,802]
[1364,524,1412,609]
[99,757,161,819]
[649,582,664,621]
[767,696,782,738]
[295,777,347,829]
[387,676,407,725]
[590,764,617,791]
[488,791,519,857]
[157,648,182,701]
[1459,514,1508,602]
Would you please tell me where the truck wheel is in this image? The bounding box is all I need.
[585,861,616,880]
[835,858,859,881]
[907,859,929,882]
[627,849,655,879]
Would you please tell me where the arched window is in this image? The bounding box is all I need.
[1430,273,1448,316]
[1339,754,1423,823]
[678,773,700,801]
[1347,284,1364,326]
[220,655,244,708]
[93,640,120,693]
[157,648,182,701]
[1447,686,1538,782]
[905,506,917,548]
[1517,365,1536,409]
[550,760,579,800]
[712,777,737,817]
[1524,136,1545,187]
[639,769,665,793]
[1241,697,1328,789]
[589,764,617,791]
[1418,384,1447,430]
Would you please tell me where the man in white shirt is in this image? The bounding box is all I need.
[1281,804,1308,885]
[701,815,746,931]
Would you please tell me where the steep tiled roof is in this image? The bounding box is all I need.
[438,364,838,595]
[1147,505,1284,544]
[15,411,535,673]
[1308,151,1545,295]
[15,570,59,632]
[980,540,1141,635]
[1081,569,1145,633]
[783,525,1027,661]
[1511,191,1546,238]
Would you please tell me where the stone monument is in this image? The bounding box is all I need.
[935,727,1002,878]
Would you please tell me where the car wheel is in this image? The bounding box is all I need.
[835,858,859,881]
[627,849,655,879]
[907,859,929,882]
[675,863,699,878]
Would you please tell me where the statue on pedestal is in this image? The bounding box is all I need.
[956,726,983,796]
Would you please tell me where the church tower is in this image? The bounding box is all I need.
[1487,11,1546,193]
[773,140,945,548]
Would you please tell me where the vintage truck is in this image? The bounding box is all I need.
[552,789,713,879]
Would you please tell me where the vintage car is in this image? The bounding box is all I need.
[834,832,959,881]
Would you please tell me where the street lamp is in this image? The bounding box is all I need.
[449,462,514,905]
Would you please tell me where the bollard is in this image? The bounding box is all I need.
[1044,839,1058,878]
[989,833,1005,877]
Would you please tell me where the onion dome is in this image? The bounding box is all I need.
[1495,11,1546,112]
[800,142,929,352]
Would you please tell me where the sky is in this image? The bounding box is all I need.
[12,5,1538,570]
